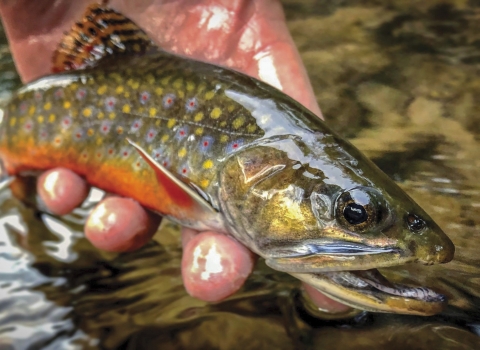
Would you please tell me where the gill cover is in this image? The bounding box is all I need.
[219,135,454,272]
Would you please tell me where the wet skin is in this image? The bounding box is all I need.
[0,0,350,312]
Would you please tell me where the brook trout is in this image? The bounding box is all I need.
[0,4,454,315]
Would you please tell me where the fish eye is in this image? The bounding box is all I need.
[335,187,388,233]
[343,202,368,225]
[406,213,426,233]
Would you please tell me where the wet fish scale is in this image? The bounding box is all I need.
[0,51,264,214]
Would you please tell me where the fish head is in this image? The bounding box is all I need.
[219,134,454,314]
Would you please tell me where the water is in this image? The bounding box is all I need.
[1,1,480,349]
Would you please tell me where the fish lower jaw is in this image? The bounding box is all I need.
[291,268,447,316]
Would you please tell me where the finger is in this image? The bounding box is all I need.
[302,283,352,314]
[181,230,255,302]
[85,196,161,252]
[37,168,89,216]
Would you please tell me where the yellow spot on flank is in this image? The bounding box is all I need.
[133,43,141,52]
[186,81,195,91]
[177,90,185,99]
[98,111,105,119]
[116,86,124,94]
[37,115,44,123]
[63,101,71,109]
[9,117,16,127]
[43,102,52,111]
[227,105,235,112]
[28,105,35,116]
[220,121,227,127]
[124,91,130,98]
[87,128,94,136]
[178,148,187,158]
[203,159,214,169]
[109,112,116,120]
[161,76,171,86]
[49,114,56,123]
[146,74,155,85]
[69,83,78,91]
[131,81,139,90]
[194,112,204,122]
[96,138,103,146]
[232,116,245,129]
[122,104,131,113]
[149,108,157,117]
[155,120,161,126]
[109,73,122,83]
[200,179,210,188]
[195,127,203,135]
[97,85,107,95]
[116,126,124,134]
[247,124,257,133]
[205,90,215,100]
[82,108,92,117]
[220,135,229,143]
[197,83,206,93]
[173,78,183,89]
[161,134,169,142]
[210,107,222,119]
[167,118,176,128]
[155,87,163,96]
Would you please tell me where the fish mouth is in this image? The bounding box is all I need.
[265,241,411,273]
[292,268,447,315]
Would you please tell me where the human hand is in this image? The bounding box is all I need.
[0,0,350,313]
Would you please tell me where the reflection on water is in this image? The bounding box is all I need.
[1,1,480,349]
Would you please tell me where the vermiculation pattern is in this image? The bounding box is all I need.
[0,52,265,195]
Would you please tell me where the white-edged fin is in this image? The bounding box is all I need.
[0,176,14,192]
[126,138,217,215]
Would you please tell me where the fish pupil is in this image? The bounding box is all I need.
[407,213,426,232]
[344,203,368,225]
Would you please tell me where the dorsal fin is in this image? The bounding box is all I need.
[52,3,154,73]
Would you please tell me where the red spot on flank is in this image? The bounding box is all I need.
[233,143,238,149]
[97,153,101,157]
[167,98,172,104]
[163,161,168,167]
[108,149,113,155]
[83,153,88,158]
[76,133,81,138]
[203,141,209,147]
[64,120,70,125]
[108,101,114,106]
[102,126,108,132]
[182,168,187,174]
[123,151,128,157]
[180,130,185,136]
[190,101,195,106]
[134,123,139,128]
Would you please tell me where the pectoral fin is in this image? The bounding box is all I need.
[126,138,218,221]
[0,176,14,192]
